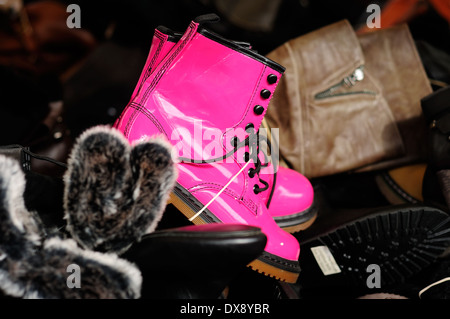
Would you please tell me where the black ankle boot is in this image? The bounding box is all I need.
[121,224,267,299]
[421,86,450,211]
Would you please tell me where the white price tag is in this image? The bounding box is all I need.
[310,246,341,276]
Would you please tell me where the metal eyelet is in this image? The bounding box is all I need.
[260,89,271,99]
[245,123,255,133]
[267,74,278,84]
[230,136,239,147]
[253,105,264,115]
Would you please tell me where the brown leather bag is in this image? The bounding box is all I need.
[264,20,432,178]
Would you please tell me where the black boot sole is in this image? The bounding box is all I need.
[297,205,450,298]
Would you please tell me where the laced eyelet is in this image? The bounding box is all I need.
[253,105,264,115]
[267,74,278,84]
[230,136,239,147]
[260,89,271,99]
[245,123,254,132]
[230,127,270,195]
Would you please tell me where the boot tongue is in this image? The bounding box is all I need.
[155,25,176,37]
[194,13,220,25]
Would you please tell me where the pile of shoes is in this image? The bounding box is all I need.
[0,13,318,298]
[0,8,450,300]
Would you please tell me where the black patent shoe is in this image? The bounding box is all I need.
[122,224,267,299]
[297,205,450,299]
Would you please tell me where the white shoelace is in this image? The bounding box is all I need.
[189,160,252,222]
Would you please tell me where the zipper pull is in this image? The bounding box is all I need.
[315,65,375,99]
[343,66,365,87]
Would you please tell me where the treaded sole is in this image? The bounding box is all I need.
[247,259,299,283]
[301,205,450,288]
[167,183,301,283]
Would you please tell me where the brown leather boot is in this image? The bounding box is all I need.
[357,24,432,172]
[265,20,431,179]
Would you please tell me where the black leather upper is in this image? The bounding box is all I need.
[122,224,267,299]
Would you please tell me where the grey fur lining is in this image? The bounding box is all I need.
[63,125,177,254]
[0,156,42,246]
[0,154,142,299]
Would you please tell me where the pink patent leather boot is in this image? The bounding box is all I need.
[114,14,300,282]
[120,23,317,234]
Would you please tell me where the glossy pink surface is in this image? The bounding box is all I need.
[264,166,315,217]
[131,29,176,100]
[115,20,300,261]
[121,25,316,223]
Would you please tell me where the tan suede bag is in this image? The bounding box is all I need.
[265,20,432,178]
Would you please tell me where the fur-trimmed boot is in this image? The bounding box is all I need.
[0,155,142,299]
[63,125,177,254]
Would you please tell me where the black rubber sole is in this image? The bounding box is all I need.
[298,205,450,298]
